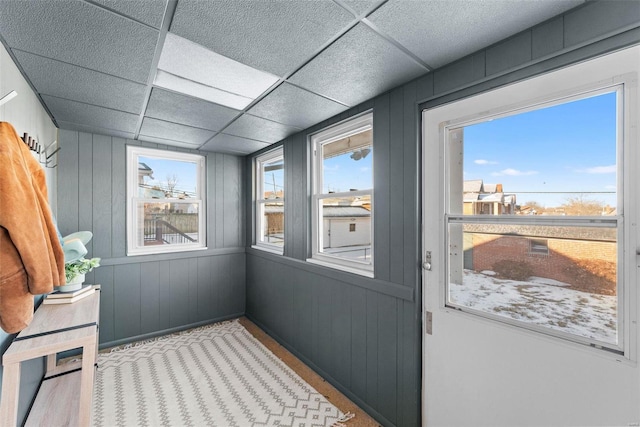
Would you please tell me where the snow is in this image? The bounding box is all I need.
[450,270,617,345]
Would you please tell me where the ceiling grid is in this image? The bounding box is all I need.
[0,0,585,154]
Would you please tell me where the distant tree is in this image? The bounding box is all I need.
[165,174,178,197]
[524,201,544,213]
[562,194,605,215]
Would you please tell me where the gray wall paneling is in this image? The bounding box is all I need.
[57,131,246,348]
[245,3,638,426]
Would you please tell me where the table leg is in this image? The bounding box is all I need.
[77,337,97,426]
[0,362,21,427]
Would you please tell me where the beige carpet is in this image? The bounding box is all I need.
[92,319,352,426]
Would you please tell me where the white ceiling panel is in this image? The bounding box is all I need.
[225,115,302,144]
[14,50,147,114]
[139,117,215,145]
[201,133,271,155]
[289,23,427,107]
[42,95,139,133]
[368,0,585,68]
[170,0,354,77]
[249,83,348,129]
[0,0,159,83]
[146,88,240,131]
[89,0,168,29]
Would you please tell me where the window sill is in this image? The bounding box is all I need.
[251,245,284,256]
[306,257,374,278]
[127,245,208,257]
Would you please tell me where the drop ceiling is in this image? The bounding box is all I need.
[0,0,584,155]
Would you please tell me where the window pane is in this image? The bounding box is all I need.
[320,196,372,262]
[322,129,372,193]
[140,201,200,246]
[458,92,617,216]
[448,222,617,345]
[262,157,284,199]
[259,202,284,246]
[138,156,198,199]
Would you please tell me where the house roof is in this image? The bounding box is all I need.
[323,206,371,218]
[0,1,584,154]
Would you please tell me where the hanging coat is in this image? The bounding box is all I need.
[0,122,64,333]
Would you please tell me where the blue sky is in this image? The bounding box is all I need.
[463,91,617,207]
[323,150,373,193]
[140,156,198,196]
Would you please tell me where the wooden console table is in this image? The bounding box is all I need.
[0,286,100,426]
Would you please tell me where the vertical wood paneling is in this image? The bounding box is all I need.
[57,129,79,235]
[373,94,391,282]
[389,88,405,285]
[223,155,240,248]
[95,265,114,343]
[365,290,379,409]
[169,259,190,327]
[114,263,141,340]
[377,295,397,422]
[331,282,351,388]
[188,258,198,324]
[403,81,419,290]
[197,256,213,322]
[111,137,126,257]
[206,153,217,248]
[215,154,225,248]
[292,267,313,356]
[92,134,112,258]
[78,133,93,253]
[350,285,367,398]
[140,261,160,334]
[158,258,172,331]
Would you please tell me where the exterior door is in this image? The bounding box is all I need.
[422,46,639,426]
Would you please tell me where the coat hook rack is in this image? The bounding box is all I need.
[0,90,18,107]
[20,133,60,168]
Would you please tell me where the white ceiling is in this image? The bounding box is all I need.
[0,0,584,155]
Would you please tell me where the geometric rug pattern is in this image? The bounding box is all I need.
[92,319,344,426]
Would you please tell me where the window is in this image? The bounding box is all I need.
[529,239,549,255]
[254,147,284,253]
[445,86,627,353]
[310,112,373,275]
[126,146,206,255]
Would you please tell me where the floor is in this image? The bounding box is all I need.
[93,316,381,427]
[239,317,381,427]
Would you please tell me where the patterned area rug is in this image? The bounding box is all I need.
[92,319,345,426]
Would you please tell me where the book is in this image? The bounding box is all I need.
[46,284,94,299]
[43,287,96,305]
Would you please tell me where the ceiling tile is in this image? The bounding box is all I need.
[248,83,348,129]
[14,50,147,114]
[339,0,383,16]
[153,71,254,110]
[57,121,135,140]
[155,33,279,107]
[146,88,240,131]
[0,0,158,83]
[139,117,215,145]
[170,0,354,77]
[288,23,427,106]
[367,0,584,69]
[136,134,201,149]
[200,133,270,155]
[89,0,168,29]
[41,95,139,133]
[224,115,302,144]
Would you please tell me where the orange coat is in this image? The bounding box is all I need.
[0,122,64,333]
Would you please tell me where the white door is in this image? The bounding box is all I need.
[422,46,640,426]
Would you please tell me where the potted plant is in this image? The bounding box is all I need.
[61,257,101,292]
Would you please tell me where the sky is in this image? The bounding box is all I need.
[463,91,617,208]
[139,156,198,197]
[323,150,373,193]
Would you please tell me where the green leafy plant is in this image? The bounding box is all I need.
[65,257,101,282]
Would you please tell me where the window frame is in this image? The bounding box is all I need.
[309,112,374,276]
[253,147,285,254]
[126,145,206,256]
[441,81,632,355]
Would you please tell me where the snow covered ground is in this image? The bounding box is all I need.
[450,270,617,345]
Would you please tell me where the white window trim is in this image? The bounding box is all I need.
[431,72,637,357]
[254,147,284,254]
[308,112,374,275]
[126,145,206,256]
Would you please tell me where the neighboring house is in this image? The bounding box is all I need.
[463,179,516,215]
[322,205,371,249]
[463,224,617,294]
